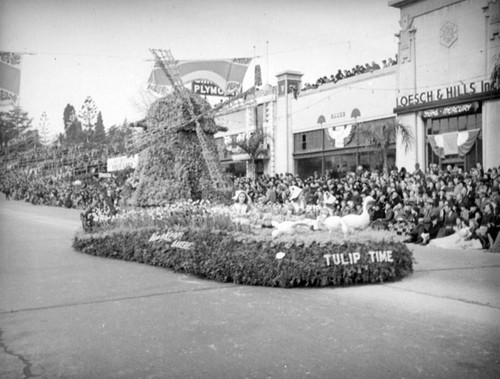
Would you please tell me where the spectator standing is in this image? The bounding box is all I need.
[413,163,425,181]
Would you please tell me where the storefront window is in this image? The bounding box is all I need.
[458,116,467,131]
[449,117,458,132]
[441,118,449,133]
[431,119,439,135]
[296,157,323,178]
[294,130,323,153]
[324,154,356,177]
[467,114,476,129]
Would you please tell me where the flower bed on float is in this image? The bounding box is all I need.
[73,201,414,288]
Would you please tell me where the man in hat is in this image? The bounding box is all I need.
[404,198,438,243]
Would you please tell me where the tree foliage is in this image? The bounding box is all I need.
[93,111,106,144]
[0,106,33,152]
[234,130,270,178]
[78,96,98,142]
[63,103,84,145]
[354,118,413,178]
[63,104,75,129]
[107,119,132,154]
[37,111,51,146]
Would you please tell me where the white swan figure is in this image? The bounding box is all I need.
[322,215,344,233]
[271,220,315,238]
[340,196,375,236]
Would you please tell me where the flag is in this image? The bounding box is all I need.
[427,129,480,158]
[327,125,352,148]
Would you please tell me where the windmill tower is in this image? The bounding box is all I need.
[126,49,256,206]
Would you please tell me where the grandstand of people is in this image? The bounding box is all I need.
[1,138,499,251]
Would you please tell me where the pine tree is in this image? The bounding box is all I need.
[37,111,51,146]
[78,96,98,143]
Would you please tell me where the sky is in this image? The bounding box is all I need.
[0,0,401,139]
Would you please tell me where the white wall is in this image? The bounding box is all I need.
[275,94,291,174]
[483,98,500,170]
[215,108,246,136]
[291,68,397,133]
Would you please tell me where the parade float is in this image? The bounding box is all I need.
[73,50,413,288]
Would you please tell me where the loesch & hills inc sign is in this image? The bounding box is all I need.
[395,78,500,110]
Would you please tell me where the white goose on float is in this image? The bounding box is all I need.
[340,196,375,236]
[271,220,315,238]
[322,215,343,234]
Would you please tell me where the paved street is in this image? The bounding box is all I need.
[1,196,499,379]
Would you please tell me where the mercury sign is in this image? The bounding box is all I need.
[192,80,225,96]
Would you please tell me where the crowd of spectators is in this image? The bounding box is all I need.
[2,157,499,250]
[232,162,500,250]
[302,55,398,91]
[0,166,131,215]
[1,144,120,173]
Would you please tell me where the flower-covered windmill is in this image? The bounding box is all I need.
[126,49,256,206]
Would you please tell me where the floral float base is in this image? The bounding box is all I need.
[73,226,413,288]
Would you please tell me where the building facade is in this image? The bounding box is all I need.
[391,0,500,172]
[214,0,500,178]
[275,67,398,178]
[214,85,276,177]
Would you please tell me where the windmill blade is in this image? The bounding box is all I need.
[149,49,186,97]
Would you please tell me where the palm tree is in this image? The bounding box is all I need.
[234,130,270,178]
[353,118,413,178]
